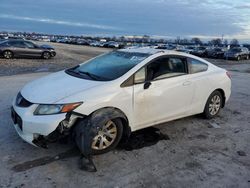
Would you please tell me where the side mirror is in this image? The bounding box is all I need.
[144,81,151,89]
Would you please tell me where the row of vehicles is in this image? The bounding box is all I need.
[52,38,123,49]
[157,44,250,61]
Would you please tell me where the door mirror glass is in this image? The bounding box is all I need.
[134,67,146,84]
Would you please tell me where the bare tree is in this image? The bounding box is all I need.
[230,39,239,46]
[191,37,202,45]
[210,38,222,46]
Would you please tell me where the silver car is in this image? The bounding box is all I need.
[0,39,56,59]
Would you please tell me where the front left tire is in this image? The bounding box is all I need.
[91,119,123,154]
[74,117,123,155]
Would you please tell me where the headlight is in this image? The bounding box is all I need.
[34,102,82,115]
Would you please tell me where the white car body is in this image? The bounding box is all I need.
[11,48,231,146]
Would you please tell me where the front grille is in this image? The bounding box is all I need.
[16,92,33,107]
[11,107,23,130]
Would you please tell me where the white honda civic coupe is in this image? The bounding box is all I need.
[11,47,231,154]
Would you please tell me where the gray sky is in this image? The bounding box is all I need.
[0,0,250,41]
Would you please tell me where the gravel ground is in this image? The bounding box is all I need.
[0,43,249,188]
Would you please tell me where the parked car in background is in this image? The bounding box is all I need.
[190,46,207,57]
[103,41,120,48]
[76,39,90,45]
[181,46,195,54]
[157,44,177,50]
[224,47,249,61]
[207,48,226,59]
[243,44,250,51]
[11,48,231,154]
[0,39,56,59]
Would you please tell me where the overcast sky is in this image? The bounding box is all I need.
[0,0,250,41]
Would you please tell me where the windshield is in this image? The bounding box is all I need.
[66,51,150,81]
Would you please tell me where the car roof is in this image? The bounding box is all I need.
[118,46,195,57]
[119,47,172,54]
[119,47,215,68]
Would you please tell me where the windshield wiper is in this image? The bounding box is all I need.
[78,71,99,80]
[66,67,108,81]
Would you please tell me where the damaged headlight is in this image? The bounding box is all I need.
[34,102,82,115]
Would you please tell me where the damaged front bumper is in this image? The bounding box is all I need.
[11,102,84,148]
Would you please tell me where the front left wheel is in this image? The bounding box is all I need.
[203,90,222,119]
[91,119,123,154]
[74,117,123,155]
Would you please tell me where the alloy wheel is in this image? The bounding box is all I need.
[3,51,13,59]
[209,95,221,116]
[43,52,50,59]
[91,120,117,150]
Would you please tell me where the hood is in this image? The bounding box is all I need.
[21,71,104,104]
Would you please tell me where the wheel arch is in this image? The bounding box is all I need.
[88,106,131,140]
[3,49,14,57]
[205,88,226,109]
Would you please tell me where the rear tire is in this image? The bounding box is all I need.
[203,90,222,119]
[3,50,13,59]
[42,51,51,59]
[237,56,241,61]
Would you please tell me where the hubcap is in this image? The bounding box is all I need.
[209,95,221,115]
[43,52,50,59]
[91,120,117,150]
[4,51,12,59]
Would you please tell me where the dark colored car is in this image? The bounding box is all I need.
[224,47,249,61]
[191,46,207,57]
[0,39,56,59]
[207,48,226,59]
[103,41,120,48]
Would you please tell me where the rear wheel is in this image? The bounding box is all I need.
[203,91,222,119]
[237,56,241,61]
[42,51,51,59]
[3,50,13,59]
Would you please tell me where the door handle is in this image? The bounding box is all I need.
[144,81,151,89]
[183,81,191,86]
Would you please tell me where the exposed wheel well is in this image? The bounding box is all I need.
[215,89,226,108]
[89,107,131,141]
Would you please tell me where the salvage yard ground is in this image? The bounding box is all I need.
[0,43,249,188]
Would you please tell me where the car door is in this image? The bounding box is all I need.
[9,41,27,56]
[23,41,43,57]
[186,58,211,114]
[132,55,195,129]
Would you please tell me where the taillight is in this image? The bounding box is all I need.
[226,71,231,79]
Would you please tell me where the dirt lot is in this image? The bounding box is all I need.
[0,43,249,188]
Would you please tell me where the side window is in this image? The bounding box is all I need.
[134,67,146,84]
[147,57,186,81]
[24,42,35,48]
[188,58,208,74]
[10,41,25,48]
